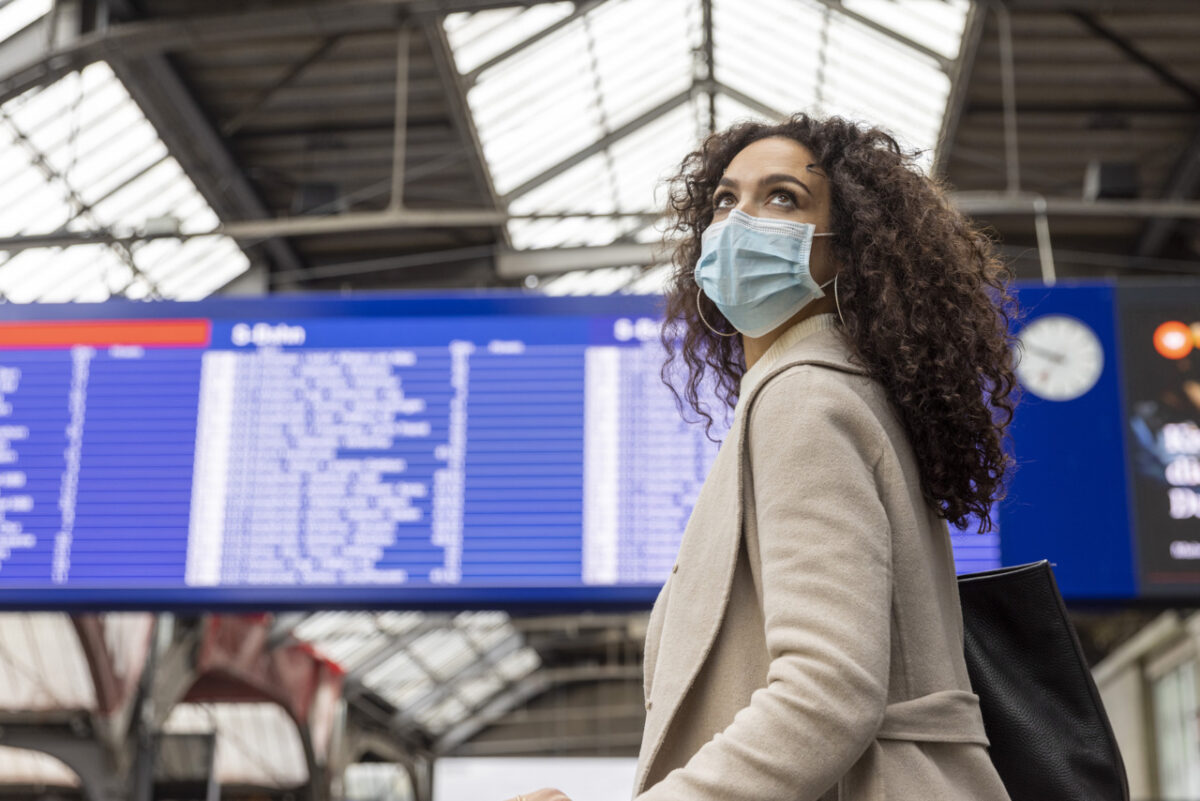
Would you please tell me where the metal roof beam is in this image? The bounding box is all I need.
[0,210,662,253]
[509,613,645,632]
[496,243,657,277]
[391,632,525,726]
[271,245,496,285]
[0,1,399,105]
[1062,11,1200,258]
[701,0,715,135]
[1001,244,1200,278]
[501,87,693,202]
[97,0,306,278]
[0,100,161,296]
[1003,0,1200,10]
[713,80,786,122]
[1136,126,1200,258]
[433,673,548,755]
[463,700,645,725]
[404,0,598,10]
[451,729,643,756]
[0,0,580,106]
[995,0,1020,193]
[462,0,609,87]
[342,617,454,688]
[69,616,139,720]
[23,193,1200,253]
[267,613,311,646]
[345,691,434,752]
[965,102,1197,115]
[934,1,987,177]
[952,194,1200,218]
[389,25,412,210]
[106,54,308,277]
[434,664,641,755]
[344,728,428,765]
[812,0,953,72]
[1070,12,1200,109]
[20,193,1200,258]
[421,18,511,247]
[220,37,342,137]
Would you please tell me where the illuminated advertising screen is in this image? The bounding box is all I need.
[1118,284,1200,597]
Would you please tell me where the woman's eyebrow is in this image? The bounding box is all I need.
[759,173,813,196]
[715,174,813,196]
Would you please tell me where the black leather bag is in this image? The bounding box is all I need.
[957,560,1130,801]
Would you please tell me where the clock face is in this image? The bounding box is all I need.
[1014,314,1104,402]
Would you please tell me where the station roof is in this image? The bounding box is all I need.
[0,0,972,298]
[939,0,1200,280]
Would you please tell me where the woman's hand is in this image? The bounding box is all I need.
[504,790,572,801]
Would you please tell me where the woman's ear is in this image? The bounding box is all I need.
[810,241,840,285]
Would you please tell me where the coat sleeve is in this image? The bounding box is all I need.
[636,366,892,801]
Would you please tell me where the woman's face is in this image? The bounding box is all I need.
[710,136,837,286]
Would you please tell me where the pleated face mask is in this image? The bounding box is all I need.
[694,208,834,338]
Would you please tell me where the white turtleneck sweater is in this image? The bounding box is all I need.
[736,312,841,412]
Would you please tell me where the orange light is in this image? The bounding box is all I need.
[1154,320,1194,359]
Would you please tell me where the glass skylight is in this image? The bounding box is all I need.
[446,0,971,261]
[0,60,250,303]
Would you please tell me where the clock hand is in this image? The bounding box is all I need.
[1022,342,1066,364]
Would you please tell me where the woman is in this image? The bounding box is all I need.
[513,114,1019,801]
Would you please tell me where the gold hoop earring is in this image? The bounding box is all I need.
[695,286,738,337]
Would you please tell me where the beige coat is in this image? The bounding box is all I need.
[633,322,1012,801]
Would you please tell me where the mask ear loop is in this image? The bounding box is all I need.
[695,286,738,337]
[832,270,847,328]
[811,227,845,327]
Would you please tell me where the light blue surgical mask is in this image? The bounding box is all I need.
[694,208,835,338]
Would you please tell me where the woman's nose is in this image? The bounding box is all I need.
[735,199,760,216]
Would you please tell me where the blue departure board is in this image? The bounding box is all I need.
[0,291,999,610]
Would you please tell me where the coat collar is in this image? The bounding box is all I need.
[738,316,867,415]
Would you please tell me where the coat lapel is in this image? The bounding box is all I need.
[635,418,744,791]
[635,326,868,793]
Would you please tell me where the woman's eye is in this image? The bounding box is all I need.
[769,190,797,207]
[713,193,734,208]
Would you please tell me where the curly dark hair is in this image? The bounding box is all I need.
[659,114,1020,533]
